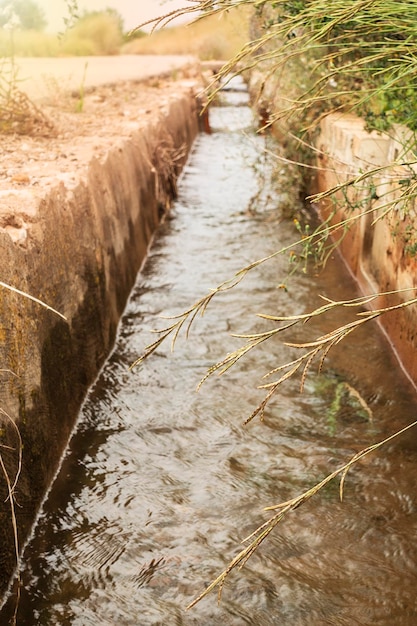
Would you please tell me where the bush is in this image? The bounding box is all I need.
[0,29,59,56]
[122,6,250,60]
[62,10,124,56]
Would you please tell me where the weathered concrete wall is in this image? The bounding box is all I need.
[248,64,417,389]
[0,81,200,599]
[316,114,417,387]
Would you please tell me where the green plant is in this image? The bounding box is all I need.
[325,379,372,433]
[75,61,88,113]
[61,0,79,35]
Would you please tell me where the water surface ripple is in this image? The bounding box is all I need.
[7,77,417,625]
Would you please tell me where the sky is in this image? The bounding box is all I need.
[36,0,192,33]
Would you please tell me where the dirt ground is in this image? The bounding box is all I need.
[0,61,202,239]
[13,55,198,101]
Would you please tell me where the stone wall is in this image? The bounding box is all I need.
[0,82,200,600]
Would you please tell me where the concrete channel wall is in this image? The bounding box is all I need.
[0,74,201,600]
[316,114,417,387]
[249,69,417,389]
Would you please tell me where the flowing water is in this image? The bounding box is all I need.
[4,78,417,625]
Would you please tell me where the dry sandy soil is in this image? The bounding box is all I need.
[0,58,202,240]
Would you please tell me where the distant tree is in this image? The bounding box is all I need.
[0,0,47,31]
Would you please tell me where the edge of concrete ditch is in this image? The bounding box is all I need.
[248,69,417,392]
[0,66,203,603]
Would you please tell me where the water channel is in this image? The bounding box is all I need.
[3,77,417,625]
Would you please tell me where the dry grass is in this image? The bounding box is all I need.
[122,7,251,60]
[0,11,124,57]
[0,7,249,60]
[187,414,417,608]
[61,12,123,56]
[0,30,60,57]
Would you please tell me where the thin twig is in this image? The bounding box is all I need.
[187,416,417,609]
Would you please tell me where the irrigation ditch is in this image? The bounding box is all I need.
[0,62,417,623]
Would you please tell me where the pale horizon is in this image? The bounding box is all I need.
[35,0,192,33]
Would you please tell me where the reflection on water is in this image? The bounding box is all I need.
[4,77,417,625]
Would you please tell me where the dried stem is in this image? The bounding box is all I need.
[187,416,417,609]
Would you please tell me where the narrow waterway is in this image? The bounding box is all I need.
[4,78,417,625]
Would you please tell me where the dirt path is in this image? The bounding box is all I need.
[14,55,197,101]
